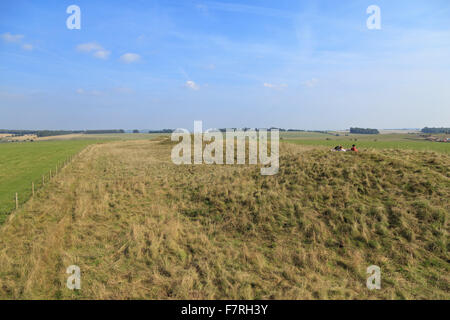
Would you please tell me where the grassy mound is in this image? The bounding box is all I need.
[0,140,448,299]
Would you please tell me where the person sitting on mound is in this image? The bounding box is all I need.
[333,145,347,152]
[350,144,358,152]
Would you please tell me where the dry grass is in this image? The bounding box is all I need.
[0,139,448,299]
[37,134,87,141]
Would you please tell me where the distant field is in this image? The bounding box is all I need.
[0,140,102,222]
[36,133,168,141]
[281,132,450,154]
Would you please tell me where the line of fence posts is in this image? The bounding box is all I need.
[13,152,79,212]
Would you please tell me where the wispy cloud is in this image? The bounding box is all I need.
[75,88,103,96]
[77,42,110,59]
[263,83,288,89]
[114,87,134,94]
[1,32,24,43]
[76,87,134,95]
[120,53,141,64]
[302,78,319,88]
[22,44,33,51]
[196,4,209,13]
[202,1,292,19]
[76,42,103,52]
[185,80,200,90]
[1,32,33,51]
[93,50,110,59]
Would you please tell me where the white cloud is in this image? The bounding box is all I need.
[120,53,141,64]
[93,50,110,59]
[77,87,134,95]
[196,4,209,14]
[204,2,291,19]
[1,32,24,43]
[76,42,103,52]
[185,80,200,90]
[22,44,33,51]
[77,42,110,59]
[114,87,134,94]
[302,78,319,88]
[76,88,102,96]
[263,83,288,89]
[1,32,32,51]
[90,90,103,96]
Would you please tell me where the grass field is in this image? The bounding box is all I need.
[0,140,103,222]
[0,134,168,222]
[34,133,167,141]
[0,138,448,299]
[281,132,450,154]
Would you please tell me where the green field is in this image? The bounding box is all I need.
[0,134,166,222]
[0,140,102,222]
[282,132,450,154]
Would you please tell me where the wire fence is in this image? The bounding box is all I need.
[9,151,81,213]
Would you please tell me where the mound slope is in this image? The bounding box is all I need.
[0,140,448,299]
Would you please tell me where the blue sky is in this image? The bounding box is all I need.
[0,0,449,130]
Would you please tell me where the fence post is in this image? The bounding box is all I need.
[15,193,18,209]
[32,182,35,196]
[42,175,45,185]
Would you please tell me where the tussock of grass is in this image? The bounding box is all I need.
[0,140,448,299]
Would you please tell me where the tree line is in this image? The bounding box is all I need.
[0,129,125,137]
[350,127,380,134]
[421,127,450,134]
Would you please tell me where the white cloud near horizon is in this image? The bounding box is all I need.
[120,53,141,64]
[75,88,103,96]
[76,87,134,95]
[263,83,288,89]
[114,87,134,94]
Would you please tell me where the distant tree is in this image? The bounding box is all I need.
[133,129,140,133]
[350,127,380,134]
[0,129,84,137]
[85,130,125,134]
[421,127,450,134]
[148,129,173,133]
